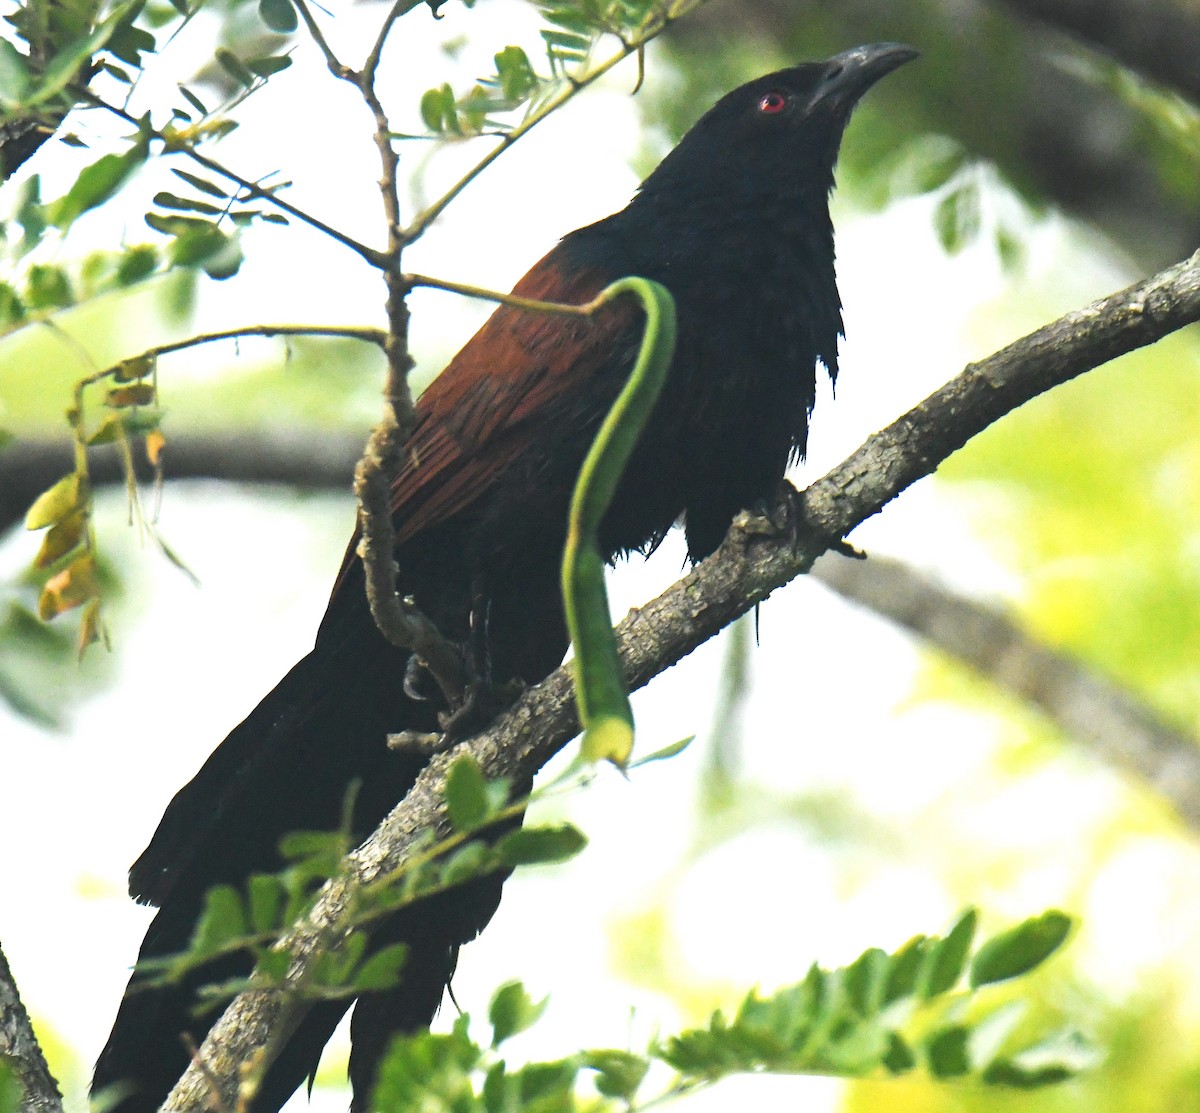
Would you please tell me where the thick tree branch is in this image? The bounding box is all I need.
[159,251,1200,1113]
[814,554,1200,826]
[0,941,62,1113]
[0,430,363,534]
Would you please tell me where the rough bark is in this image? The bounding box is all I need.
[0,942,62,1113]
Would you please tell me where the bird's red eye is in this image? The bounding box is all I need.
[758,91,788,114]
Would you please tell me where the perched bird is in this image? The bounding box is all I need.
[94,42,916,1113]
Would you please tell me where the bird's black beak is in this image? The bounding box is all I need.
[808,42,919,115]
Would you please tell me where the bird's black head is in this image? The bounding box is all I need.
[634,43,918,212]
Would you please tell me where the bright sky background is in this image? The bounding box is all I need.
[3,4,1198,1111]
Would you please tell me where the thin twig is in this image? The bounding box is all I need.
[362,0,426,90]
[404,272,598,316]
[87,95,386,266]
[290,0,353,79]
[107,323,388,365]
[178,147,387,267]
[401,0,705,243]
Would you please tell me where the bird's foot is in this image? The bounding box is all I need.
[732,483,799,544]
[733,483,867,562]
[439,677,526,741]
[388,728,447,754]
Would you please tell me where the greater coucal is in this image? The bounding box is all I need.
[94,42,916,1113]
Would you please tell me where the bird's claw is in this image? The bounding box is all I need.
[437,677,526,741]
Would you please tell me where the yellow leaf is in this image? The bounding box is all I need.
[113,354,154,382]
[145,429,166,466]
[35,509,87,567]
[25,473,81,531]
[105,383,155,407]
[77,597,104,656]
[38,554,99,619]
[87,414,125,445]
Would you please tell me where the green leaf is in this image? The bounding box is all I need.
[153,190,223,215]
[353,942,409,991]
[494,45,536,103]
[922,908,976,997]
[247,873,284,933]
[419,83,459,134]
[256,948,292,984]
[419,86,446,132]
[445,753,490,832]
[904,137,968,195]
[627,734,693,768]
[583,1049,648,1099]
[246,53,292,78]
[0,283,25,330]
[934,179,982,254]
[926,1025,971,1078]
[843,947,888,1017]
[0,38,31,106]
[0,1060,22,1113]
[106,22,156,67]
[439,841,493,888]
[178,84,207,115]
[489,980,548,1045]
[541,7,593,33]
[258,0,298,32]
[16,173,45,253]
[49,130,149,227]
[970,910,1072,987]
[981,1030,1096,1088]
[116,244,159,284]
[496,823,586,867]
[882,1031,916,1074]
[882,934,927,1004]
[216,48,256,88]
[190,885,247,956]
[371,1017,482,1113]
[26,263,73,309]
[28,1,144,109]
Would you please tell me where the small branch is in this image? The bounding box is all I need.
[405,272,597,317]
[0,941,63,1113]
[291,0,354,80]
[106,322,387,365]
[87,95,386,266]
[362,0,426,91]
[178,147,388,268]
[353,412,467,706]
[159,250,1200,1113]
[401,0,705,244]
[814,553,1200,827]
